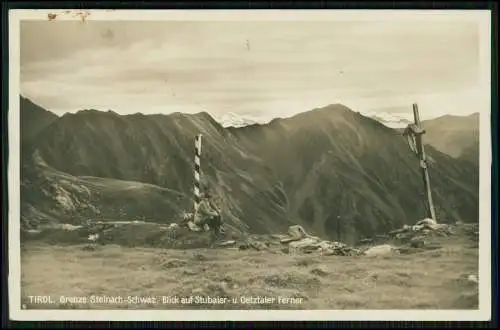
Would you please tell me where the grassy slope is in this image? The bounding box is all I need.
[21,160,190,228]
[21,231,478,310]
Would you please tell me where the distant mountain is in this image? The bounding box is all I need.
[421,113,479,162]
[21,100,479,244]
[215,112,261,128]
[364,111,413,129]
[20,96,59,143]
[373,112,480,164]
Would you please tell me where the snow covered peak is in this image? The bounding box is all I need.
[215,112,264,128]
[361,111,414,129]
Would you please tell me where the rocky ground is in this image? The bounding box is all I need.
[20,221,479,310]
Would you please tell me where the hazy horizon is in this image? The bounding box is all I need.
[20,16,489,123]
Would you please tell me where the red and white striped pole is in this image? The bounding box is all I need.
[193,134,202,214]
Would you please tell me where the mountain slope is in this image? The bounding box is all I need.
[20,96,59,143]
[458,143,480,166]
[21,101,479,243]
[21,150,190,230]
[228,105,478,242]
[420,113,479,160]
[21,108,288,234]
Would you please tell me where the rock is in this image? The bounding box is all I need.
[467,274,478,284]
[358,238,374,244]
[271,234,289,240]
[280,237,300,244]
[168,223,180,230]
[187,221,203,232]
[375,234,389,241]
[416,218,437,227]
[310,265,329,277]
[192,287,203,294]
[183,269,200,276]
[412,224,425,232]
[249,240,269,251]
[287,225,309,240]
[288,237,321,254]
[389,227,409,235]
[410,236,426,248]
[161,259,188,269]
[82,244,97,251]
[317,240,345,251]
[60,224,82,231]
[193,253,207,261]
[218,240,236,247]
[284,235,359,256]
[351,248,363,255]
[395,233,411,240]
[87,233,99,242]
[296,259,315,267]
[423,242,442,250]
[363,244,396,256]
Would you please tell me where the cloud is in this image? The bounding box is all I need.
[20,20,485,120]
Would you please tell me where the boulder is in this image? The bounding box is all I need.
[186,221,203,232]
[415,218,437,227]
[87,233,99,242]
[310,265,329,277]
[467,274,478,284]
[249,240,269,251]
[412,224,425,231]
[287,225,309,240]
[168,223,180,230]
[218,240,236,247]
[363,244,396,256]
[410,236,426,248]
[238,244,250,251]
[288,237,321,254]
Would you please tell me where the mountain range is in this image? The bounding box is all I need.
[211,109,480,166]
[364,111,414,129]
[20,96,480,244]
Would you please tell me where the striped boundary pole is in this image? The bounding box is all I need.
[193,134,202,214]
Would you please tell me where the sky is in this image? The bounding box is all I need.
[20,15,489,123]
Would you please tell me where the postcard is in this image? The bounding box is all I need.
[8,9,492,321]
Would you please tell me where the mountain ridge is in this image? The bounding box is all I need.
[20,96,59,143]
[420,112,479,161]
[20,97,479,243]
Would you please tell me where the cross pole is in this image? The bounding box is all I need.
[405,103,437,221]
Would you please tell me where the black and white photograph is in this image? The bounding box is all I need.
[8,9,492,321]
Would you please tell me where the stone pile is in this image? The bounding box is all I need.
[388,218,455,243]
[352,218,465,256]
[279,225,362,256]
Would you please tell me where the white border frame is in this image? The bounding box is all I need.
[8,9,492,321]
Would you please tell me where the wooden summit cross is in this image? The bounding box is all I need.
[403,103,437,222]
